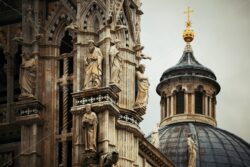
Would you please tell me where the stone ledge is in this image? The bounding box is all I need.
[160,114,217,127]
[15,99,44,125]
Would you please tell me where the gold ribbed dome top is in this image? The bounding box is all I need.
[183,7,194,43]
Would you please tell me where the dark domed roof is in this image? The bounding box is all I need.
[157,49,220,94]
[160,51,216,81]
[157,122,250,167]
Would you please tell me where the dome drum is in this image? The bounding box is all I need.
[158,77,218,127]
[160,114,217,127]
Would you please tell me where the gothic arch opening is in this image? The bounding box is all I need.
[83,3,105,33]
[60,30,73,54]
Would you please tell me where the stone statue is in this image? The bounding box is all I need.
[187,134,198,167]
[151,125,159,148]
[110,39,122,85]
[103,150,119,167]
[134,64,150,109]
[135,22,141,44]
[20,53,36,98]
[82,104,98,152]
[84,40,103,89]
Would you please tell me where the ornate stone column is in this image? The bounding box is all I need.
[170,96,174,116]
[191,94,195,114]
[208,97,212,117]
[204,96,208,116]
[166,97,170,118]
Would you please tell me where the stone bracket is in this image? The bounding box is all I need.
[15,99,44,125]
[72,86,121,116]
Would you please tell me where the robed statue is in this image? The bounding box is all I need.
[110,39,122,84]
[20,53,36,98]
[151,125,160,148]
[187,134,198,167]
[134,64,150,109]
[82,104,98,152]
[84,40,103,89]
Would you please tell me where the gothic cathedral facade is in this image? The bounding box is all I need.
[0,0,173,167]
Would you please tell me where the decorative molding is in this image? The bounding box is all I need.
[118,114,139,127]
[75,94,116,106]
[15,99,44,125]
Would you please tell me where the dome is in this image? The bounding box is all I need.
[157,48,220,95]
[156,122,250,167]
[161,51,216,80]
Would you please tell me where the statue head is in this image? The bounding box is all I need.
[22,52,32,60]
[187,133,193,139]
[88,40,95,52]
[138,64,145,73]
[114,39,121,49]
[86,104,92,113]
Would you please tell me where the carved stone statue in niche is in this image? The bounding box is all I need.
[134,64,150,109]
[19,53,36,98]
[135,22,141,44]
[82,104,98,152]
[110,39,122,85]
[187,133,198,167]
[84,40,103,89]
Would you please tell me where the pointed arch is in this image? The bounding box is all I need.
[117,12,130,47]
[46,7,75,44]
[82,2,106,32]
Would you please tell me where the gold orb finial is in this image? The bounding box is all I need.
[183,7,194,43]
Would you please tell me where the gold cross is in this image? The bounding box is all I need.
[184,7,194,22]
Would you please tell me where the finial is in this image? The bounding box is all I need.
[184,7,193,27]
[183,7,194,43]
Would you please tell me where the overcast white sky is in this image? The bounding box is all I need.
[139,0,250,143]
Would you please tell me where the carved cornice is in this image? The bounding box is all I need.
[139,138,174,167]
[116,120,144,138]
[158,75,220,95]
[71,86,121,116]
